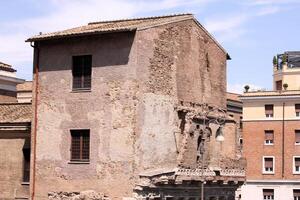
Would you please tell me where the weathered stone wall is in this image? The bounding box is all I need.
[0,132,30,199]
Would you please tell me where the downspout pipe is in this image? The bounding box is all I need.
[30,41,39,200]
[282,102,285,179]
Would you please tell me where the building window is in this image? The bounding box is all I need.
[276,80,282,91]
[295,130,300,145]
[294,189,300,200]
[296,104,300,117]
[293,157,300,174]
[265,130,274,145]
[22,148,30,183]
[263,189,274,200]
[72,55,92,90]
[265,105,274,118]
[70,129,90,162]
[263,156,274,174]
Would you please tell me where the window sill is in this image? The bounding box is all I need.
[71,88,91,93]
[68,161,90,164]
[262,172,275,175]
[21,182,30,185]
[293,172,300,174]
[264,143,274,146]
[295,143,300,146]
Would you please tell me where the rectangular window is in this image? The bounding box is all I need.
[71,129,90,162]
[263,189,274,200]
[294,189,300,200]
[72,55,92,90]
[296,104,300,117]
[295,130,300,145]
[276,80,282,91]
[263,157,274,174]
[22,148,30,182]
[265,130,274,145]
[265,105,274,118]
[294,157,300,174]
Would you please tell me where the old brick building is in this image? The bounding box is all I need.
[241,52,300,200]
[0,63,32,199]
[26,14,245,200]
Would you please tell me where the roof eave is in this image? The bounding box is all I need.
[26,28,137,43]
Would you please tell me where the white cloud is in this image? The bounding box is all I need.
[256,6,280,16]
[249,0,300,5]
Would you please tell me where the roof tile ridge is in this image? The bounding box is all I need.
[88,13,193,25]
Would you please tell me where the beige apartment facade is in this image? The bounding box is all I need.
[0,62,32,200]
[27,14,245,200]
[241,52,300,200]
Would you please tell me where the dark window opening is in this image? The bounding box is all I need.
[263,189,274,200]
[264,157,274,173]
[71,129,90,162]
[276,80,282,91]
[22,148,30,182]
[72,55,92,90]
[296,104,300,117]
[295,157,300,173]
[294,189,300,200]
[265,105,274,118]
[295,130,300,144]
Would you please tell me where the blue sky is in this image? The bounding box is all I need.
[0,0,300,93]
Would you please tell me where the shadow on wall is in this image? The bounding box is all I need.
[38,31,136,72]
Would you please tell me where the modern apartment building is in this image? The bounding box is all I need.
[241,52,300,200]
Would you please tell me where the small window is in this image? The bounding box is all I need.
[265,130,274,145]
[70,129,90,162]
[295,130,300,145]
[263,189,274,200]
[294,157,300,174]
[72,55,92,90]
[240,116,243,129]
[22,148,30,183]
[265,105,274,118]
[296,104,300,117]
[294,189,300,200]
[263,157,274,174]
[276,80,282,91]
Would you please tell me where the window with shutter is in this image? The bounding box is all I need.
[263,189,274,200]
[263,157,274,173]
[295,130,300,145]
[296,104,300,117]
[294,189,300,200]
[265,130,274,145]
[294,157,300,174]
[72,55,92,90]
[70,129,90,162]
[265,105,274,118]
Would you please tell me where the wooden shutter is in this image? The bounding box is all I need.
[265,158,273,168]
[263,189,274,196]
[265,105,274,114]
[265,131,274,140]
[295,158,300,167]
[294,190,300,197]
[296,104,300,112]
[276,80,282,91]
[296,131,300,143]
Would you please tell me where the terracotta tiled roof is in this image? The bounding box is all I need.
[17,81,32,92]
[0,61,16,72]
[27,14,193,42]
[0,103,32,123]
[241,90,300,97]
[227,92,241,102]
